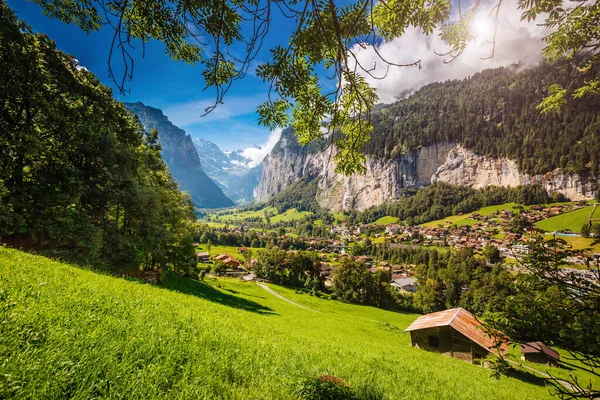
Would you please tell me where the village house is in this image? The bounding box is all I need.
[327,240,347,253]
[520,342,560,367]
[390,277,417,292]
[215,253,241,269]
[196,251,210,264]
[405,308,507,364]
[319,263,333,278]
[385,224,402,236]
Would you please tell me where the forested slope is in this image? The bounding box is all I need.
[367,62,600,178]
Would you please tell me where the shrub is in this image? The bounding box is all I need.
[295,375,357,400]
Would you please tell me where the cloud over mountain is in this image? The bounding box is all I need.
[351,0,549,103]
[241,127,283,168]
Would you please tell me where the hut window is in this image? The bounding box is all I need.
[428,335,439,348]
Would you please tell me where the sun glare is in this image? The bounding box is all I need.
[473,17,493,35]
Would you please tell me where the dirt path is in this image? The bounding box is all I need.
[507,360,577,392]
[256,283,320,312]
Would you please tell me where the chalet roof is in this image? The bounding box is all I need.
[392,278,416,287]
[404,308,507,353]
[196,252,209,257]
[520,342,560,360]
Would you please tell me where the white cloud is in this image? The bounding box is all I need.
[74,59,88,72]
[164,95,264,127]
[351,0,549,103]
[240,127,283,167]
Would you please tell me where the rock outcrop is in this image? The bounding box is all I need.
[255,129,456,211]
[432,145,598,201]
[256,133,598,211]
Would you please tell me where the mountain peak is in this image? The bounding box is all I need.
[192,137,260,203]
[125,103,233,208]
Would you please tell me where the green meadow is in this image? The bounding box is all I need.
[270,208,312,223]
[195,244,263,259]
[422,203,529,227]
[209,207,312,224]
[374,215,399,225]
[535,205,596,233]
[0,247,563,399]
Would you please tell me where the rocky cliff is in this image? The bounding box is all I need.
[432,145,598,201]
[255,62,600,211]
[124,102,233,208]
[256,133,598,211]
[255,129,456,211]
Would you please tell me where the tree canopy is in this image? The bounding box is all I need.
[0,3,197,274]
[27,0,600,174]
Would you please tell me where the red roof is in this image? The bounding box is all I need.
[405,308,508,353]
[520,342,560,360]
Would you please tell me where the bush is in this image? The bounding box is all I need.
[295,375,357,400]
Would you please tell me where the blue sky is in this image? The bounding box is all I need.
[7,1,545,151]
[6,0,287,151]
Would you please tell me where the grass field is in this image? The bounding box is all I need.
[422,203,529,227]
[540,234,600,252]
[535,206,595,233]
[0,247,574,399]
[374,216,399,225]
[270,208,312,223]
[208,207,312,224]
[210,206,278,222]
[196,244,263,258]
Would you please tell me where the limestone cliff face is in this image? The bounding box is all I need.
[256,134,598,211]
[255,129,456,211]
[432,145,598,201]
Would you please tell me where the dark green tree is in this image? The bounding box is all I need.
[486,237,600,399]
[0,4,196,273]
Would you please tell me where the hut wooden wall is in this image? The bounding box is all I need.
[410,327,489,364]
[522,353,557,367]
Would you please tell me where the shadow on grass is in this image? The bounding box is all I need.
[161,273,277,315]
[222,287,267,300]
[507,367,549,387]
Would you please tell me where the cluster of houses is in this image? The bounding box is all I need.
[199,201,598,292]
[196,249,244,270]
[317,254,418,292]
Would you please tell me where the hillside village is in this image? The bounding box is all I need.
[199,200,600,291]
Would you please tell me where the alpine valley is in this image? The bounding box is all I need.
[4,2,600,399]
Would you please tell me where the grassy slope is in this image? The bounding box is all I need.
[270,208,312,223]
[196,244,263,258]
[535,206,595,233]
[210,207,312,224]
[0,248,557,399]
[374,216,399,225]
[422,203,529,227]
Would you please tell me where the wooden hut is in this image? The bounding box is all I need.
[196,252,210,263]
[405,308,507,364]
[520,342,560,367]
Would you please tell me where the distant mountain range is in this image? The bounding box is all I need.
[193,138,262,204]
[124,102,234,209]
